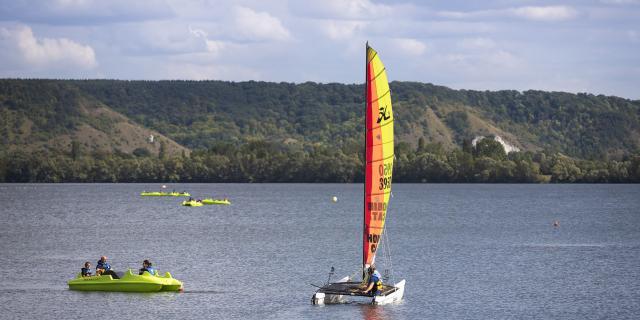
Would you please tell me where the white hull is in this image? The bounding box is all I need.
[373,279,405,305]
[312,277,405,305]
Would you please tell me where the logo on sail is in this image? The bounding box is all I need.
[377,105,390,123]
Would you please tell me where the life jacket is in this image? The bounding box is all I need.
[96,261,111,271]
[81,267,92,276]
[140,266,156,275]
[146,266,156,275]
[371,271,383,292]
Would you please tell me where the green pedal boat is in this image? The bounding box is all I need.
[181,200,203,207]
[68,269,183,292]
[201,198,231,205]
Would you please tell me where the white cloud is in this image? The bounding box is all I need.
[321,0,392,19]
[511,6,577,21]
[205,40,226,54]
[422,21,495,35]
[0,1,637,98]
[188,26,207,38]
[0,0,175,24]
[323,20,367,40]
[438,5,577,22]
[440,49,523,72]
[392,38,427,56]
[0,25,96,69]
[459,37,496,50]
[437,10,476,19]
[56,0,91,6]
[188,26,226,55]
[106,21,231,57]
[485,50,522,69]
[166,62,260,81]
[289,0,392,20]
[234,6,291,42]
[600,0,639,4]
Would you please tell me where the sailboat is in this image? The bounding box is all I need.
[312,43,405,305]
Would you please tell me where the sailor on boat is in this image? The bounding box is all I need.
[362,266,383,296]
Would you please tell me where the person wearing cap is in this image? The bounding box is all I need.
[81,262,93,277]
[96,256,119,279]
[362,266,383,296]
[139,259,156,275]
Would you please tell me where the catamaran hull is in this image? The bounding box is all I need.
[312,276,350,305]
[312,277,405,305]
[372,279,404,305]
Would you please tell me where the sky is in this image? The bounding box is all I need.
[0,0,638,99]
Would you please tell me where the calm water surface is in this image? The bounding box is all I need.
[0,184,639,319]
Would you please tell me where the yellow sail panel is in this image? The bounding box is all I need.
[363,44,394,268]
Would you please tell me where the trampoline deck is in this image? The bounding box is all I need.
[316,281,398,297]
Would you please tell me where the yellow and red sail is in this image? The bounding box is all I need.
[363,44,394,270]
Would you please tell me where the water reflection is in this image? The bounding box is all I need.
[359,304,389,320]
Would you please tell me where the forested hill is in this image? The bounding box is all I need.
[1,79,639,183]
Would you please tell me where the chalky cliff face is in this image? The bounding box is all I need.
[472,135,521,153]
[364,45,394,268]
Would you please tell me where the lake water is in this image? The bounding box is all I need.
[0,184,639,319]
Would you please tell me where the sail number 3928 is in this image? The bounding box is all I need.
[378,163,392,190]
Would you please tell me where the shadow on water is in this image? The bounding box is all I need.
[0,288,183,300]
[0,286,225,295]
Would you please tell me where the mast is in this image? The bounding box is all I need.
[362,41,369,280]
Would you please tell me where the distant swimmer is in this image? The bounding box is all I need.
[553,220,560,228]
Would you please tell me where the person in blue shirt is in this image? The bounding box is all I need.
[96,256,110,275]
[139,260,156,275]
[363,266,383,296]
[81,262,92,277]
[96,256,120,279]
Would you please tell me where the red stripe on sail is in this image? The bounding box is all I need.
[363,60,377,267]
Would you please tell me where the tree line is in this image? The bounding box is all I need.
[2,138,639,183]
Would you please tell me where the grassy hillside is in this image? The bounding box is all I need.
[0,80,188,157]
[1,79,639,183]
[68,80,640,159]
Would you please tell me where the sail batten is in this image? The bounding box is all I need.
[363,44,394,272]
[369,121,394,132]
[370,69,388,82]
